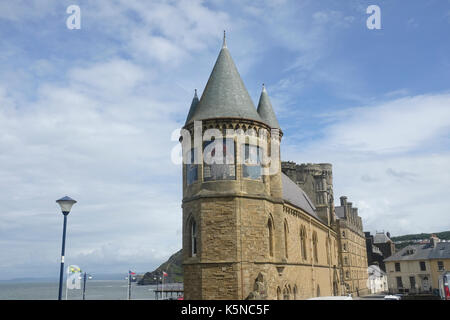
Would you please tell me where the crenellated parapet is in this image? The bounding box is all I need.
[281,161,335,227]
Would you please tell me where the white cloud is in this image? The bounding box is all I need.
[0,0,58,21]
[283,93,450,236]
[0,55,184,278]
[325,94,450,154]
[68,59,146,94]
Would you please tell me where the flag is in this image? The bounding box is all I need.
[67,265,82,290]
[163,271,168,277]
[68,265,81,274]
[129,270,136,275]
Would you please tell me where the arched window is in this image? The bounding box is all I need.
[277,287,281,300]
[293,285,298,300]
[284,220,289,259]
[283,286,290,300]
[300,226,307,260]
[190,218,198,257]
[326,236,331,265]
[268,218,274,257]
[317,285,321,297]
[333,282,338,296]
[334,239,337,258]
[312,231,318,263]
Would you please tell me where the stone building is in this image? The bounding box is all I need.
[385,235,450,294]
[365,235,385,269]
[374,232,396,261]
[180,35,367,300]
[365,231,395,271]
[281,164,369,296]
[334,197,369,296]
[281,162,335,227]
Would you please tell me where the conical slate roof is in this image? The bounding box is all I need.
[257,85,280,129]
[185,38,262,125]
[185,89,199,124]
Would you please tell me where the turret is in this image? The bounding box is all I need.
[181,32,284,300]
[257,84,281,130]
[185,89,199,126]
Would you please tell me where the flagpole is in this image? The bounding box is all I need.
[128,271,131,300]
[162,271,164,300]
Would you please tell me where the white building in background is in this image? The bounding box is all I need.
[367,265,388,294]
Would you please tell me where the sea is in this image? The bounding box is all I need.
[0,280,183,300]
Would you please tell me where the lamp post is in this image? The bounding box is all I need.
[56,196,77,300]
[81,272,92,300]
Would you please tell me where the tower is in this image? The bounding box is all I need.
[180,34,283,299]
[281,162,335,226]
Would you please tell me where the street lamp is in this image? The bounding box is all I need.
[56,196,77,300]
[81,272,92,300]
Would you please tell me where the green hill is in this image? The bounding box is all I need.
[391,231,450,250]
[137,249,183,285]
[391,231,450,242]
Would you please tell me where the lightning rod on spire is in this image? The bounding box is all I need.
[222,30,227,48]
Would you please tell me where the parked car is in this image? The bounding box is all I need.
[384,295,401,300]
[438,271,450,300]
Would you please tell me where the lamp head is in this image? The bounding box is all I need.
[56,196,77,214]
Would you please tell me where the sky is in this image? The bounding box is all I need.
[0,0,449,280]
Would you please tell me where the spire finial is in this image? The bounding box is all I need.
[222,30,227,48]
[194,89,198,98]
[262,83,266,92]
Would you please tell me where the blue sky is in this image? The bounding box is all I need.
[0,0,449,280]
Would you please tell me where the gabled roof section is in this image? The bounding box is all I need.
[257,85,280,129]
[383,242,450,262]
[281,172,320,221]
[429,242,450,259]
[185,38,262,125]
[374,232,392,244]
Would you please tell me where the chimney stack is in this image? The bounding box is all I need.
[430,234,439,248]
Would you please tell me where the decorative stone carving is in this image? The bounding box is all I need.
[246,272,268,300]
